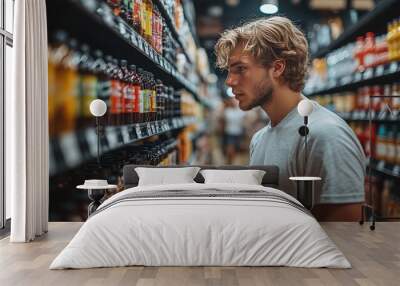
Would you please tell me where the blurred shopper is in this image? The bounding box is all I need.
[215,16,366,221]
[221,98,246,164]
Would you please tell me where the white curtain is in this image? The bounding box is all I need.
[8,0,49,242]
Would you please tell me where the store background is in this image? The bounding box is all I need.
[22,0,398,221]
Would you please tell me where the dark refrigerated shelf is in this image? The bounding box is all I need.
[49,116,197,176]
[312,0,398,59]
[181,0,200,47]
[305,62,400,97]
[369,159,400,179]
[337,111,400,123]
[46,0,203,104]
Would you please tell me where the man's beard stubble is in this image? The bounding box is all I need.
[244,78,273,110]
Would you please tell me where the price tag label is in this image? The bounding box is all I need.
[389,62,398,73]
[85,128,98,157]
[106,128,119,149]
[375,65,384,76]
[340,76,351,86]
[128,126,136,140]
[147,122,152,135]
[327,80,336,89]
[138,38,144,52]
[116,128,124,144]
[60,133,81,168]
[377,160,385,171]
[363,68,373,80]
[131,32,138,46]
[118,20,126,37]
[121,126,130,143]
[353,73,362,82]
[136,124,142,138]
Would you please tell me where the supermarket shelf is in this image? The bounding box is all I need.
[181,0,200,47]
[46,0,203,104]
[337,111,400,123]
[153,0,193,64]
[312,0,398,59]
[305,61,400,96]
[369,159,400,179]
[49,116,197,176]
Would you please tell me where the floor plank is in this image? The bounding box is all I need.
[0,222,399,286]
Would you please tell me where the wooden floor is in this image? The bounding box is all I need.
[0,222,399,286]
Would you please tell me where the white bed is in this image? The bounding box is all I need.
[50,182,351,269]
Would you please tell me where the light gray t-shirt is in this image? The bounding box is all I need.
[249,101,366,204]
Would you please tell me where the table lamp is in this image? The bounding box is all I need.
[289,99,321,210]
[89,99,107,167]
[297,99,313,175]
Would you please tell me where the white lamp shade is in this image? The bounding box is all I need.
[297,99,314,117]
[89,99,107,117]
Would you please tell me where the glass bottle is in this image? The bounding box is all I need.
[132,0,142,33]
[137,68,145,123]
[79,44,98,128]
[110,59,124,125]
[149,72,157,121]
[107,0,122,16]
[129,64,141,124]
[59,38,80,134]
[120,59,132,125]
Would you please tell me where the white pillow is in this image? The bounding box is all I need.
[200,169,266,185]
[135,167,201,186]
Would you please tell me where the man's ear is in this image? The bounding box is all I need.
[271,59,285,78]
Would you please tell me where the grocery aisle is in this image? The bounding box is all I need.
[304,0,400,221]
[45,0,400,222]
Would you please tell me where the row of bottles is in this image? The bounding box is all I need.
[314,82,400,119]
[48,31,183,137]
[50,135,181,221]
[161,0,184,31]
[105,0,179,64]
[349,122,400,165]
[354,32,388,72]
[126,138,179,165]
[366,175,400,218]
[387,18,400,61]
[107,0,163,54]
[305,16,400,93]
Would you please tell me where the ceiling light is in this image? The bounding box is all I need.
[226,0,240,7]
[208,5,223,17]
[260,0,279,14]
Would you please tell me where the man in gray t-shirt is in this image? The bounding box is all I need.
[250,100,366,204]
[215,16,366,220]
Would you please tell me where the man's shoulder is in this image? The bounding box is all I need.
[249,126,270,150]
[309,104,352,138]
[251,126,268,141]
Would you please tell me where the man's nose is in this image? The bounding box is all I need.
[225,73,237,87]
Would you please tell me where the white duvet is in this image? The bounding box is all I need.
[50,183,351,269]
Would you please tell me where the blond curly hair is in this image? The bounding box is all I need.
[215,16,309,92]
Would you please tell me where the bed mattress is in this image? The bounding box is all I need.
[50,183,351,269]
